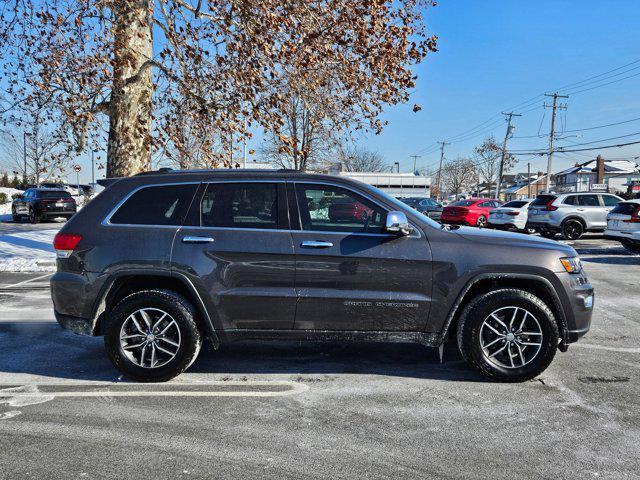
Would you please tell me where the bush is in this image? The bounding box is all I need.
[0,192,7,204]
[11,192,22,200]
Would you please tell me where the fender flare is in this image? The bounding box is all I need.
[91,269,219,344]
[437,272,569,347]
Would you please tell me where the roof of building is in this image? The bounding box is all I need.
[556,159,640,176]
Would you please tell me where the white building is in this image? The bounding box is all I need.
[555,157,640,194]
[337,172,431,198]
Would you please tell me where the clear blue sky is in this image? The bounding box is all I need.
[356,0,640,176]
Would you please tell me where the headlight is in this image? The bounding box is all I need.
[560,256,582,274]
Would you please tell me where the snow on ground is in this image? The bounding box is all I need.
[0,228,58,272]
[0,187,23,221]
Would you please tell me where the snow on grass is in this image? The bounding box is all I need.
[0,228,59,272]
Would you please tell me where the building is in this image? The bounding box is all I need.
[555,156,640,194]
[503,174,554,201]
[337,172,431,198]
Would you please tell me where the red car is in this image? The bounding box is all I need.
[328,198,374,223]
[440,198,502,227]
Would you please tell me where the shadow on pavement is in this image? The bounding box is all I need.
[0,322,483,383]
[581,255,640,265]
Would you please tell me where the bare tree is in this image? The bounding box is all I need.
[441,156,477,197]
[1,0,438,178]
[340,147,389,173]
[473,136,515,198]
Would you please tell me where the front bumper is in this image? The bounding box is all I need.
[556,271,594,343]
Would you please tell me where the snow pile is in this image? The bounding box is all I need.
[0,228,58,272]
[0,188,23,221]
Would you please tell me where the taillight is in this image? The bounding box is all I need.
[545,199,558,211]
[623,205,640,223]
[53,233,82,258]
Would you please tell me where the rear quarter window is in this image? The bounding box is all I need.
[109,184,198,226]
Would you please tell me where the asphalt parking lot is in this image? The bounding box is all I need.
[0,232,638,479]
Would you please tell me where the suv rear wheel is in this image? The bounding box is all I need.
[562,219,584,240]
[457,289,559,382]
[104,289,202,382]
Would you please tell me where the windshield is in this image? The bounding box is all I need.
[503,201,528,208]
[450,200,475,207]
[38,190,71,198]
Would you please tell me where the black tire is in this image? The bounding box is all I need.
[104,289,203,382]
[11,208,20,222]
[539,229,556,239]
[621,241,640,254]
[476,215,487,228]
[28,207,39,224]
[562,219,584,240]
[457,289,559,382]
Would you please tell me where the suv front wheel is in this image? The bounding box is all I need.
[457,289,559,382]
[104,289,202,382]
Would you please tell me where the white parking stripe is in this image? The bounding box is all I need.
[572,343,640,354]
[0,381,309,401]
[0,273,52,290]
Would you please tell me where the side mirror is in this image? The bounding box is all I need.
[385,211,413,236]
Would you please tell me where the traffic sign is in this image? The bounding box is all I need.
[73,164,82,173]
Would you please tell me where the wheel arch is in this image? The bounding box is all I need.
[92,270,219,345]
[440,273,568,349]
[561,215,587,229]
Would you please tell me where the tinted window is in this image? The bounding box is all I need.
[110,184,197,225]
[611,202,638,215]
[503,201,527,208]
[564,196,577,205]
[451,200,475,207]
[601,195,620,207]
[531,195,556,206]
[38,190,72,199]
[201,183,277,229]
[296,184,386,233]
[419,199,438,206]
[578,195,599,206]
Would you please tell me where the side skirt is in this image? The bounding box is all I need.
[222,329,441,348]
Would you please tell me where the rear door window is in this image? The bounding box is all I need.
[200,182,278,229]
[109,184,198,226]
[578,195,599,206]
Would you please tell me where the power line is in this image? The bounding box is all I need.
[555,58,640,91]
[544,93,569,193]
[566,70,640,95]
[511,139,640,155]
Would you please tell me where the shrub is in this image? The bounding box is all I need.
[0,192,7,204]
[11,192,22,200]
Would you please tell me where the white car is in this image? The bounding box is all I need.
[604,199,640,254]
[488,199,535,233]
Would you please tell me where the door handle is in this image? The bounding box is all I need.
[301,240,334,248]
[182,236,215,244]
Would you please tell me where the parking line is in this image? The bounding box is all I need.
[0,381,309,399]
[0,273,53,290]
[572,343,640,354]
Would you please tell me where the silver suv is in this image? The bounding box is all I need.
[526,192,623,240]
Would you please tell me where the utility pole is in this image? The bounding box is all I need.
[544,92,568,193]
[496,111,521,200]
[410,155,421,174]
[527,162,531,199]
[435,141,450,200]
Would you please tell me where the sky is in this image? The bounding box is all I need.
[353,0,640,177]
[4,0,640,183]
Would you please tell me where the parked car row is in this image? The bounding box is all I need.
[398,192,640,253]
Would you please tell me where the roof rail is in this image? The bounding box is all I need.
[134,167,174,176]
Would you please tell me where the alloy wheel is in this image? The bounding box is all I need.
[119,308,181,368]
[479,306,543,369]
[563,220,583,240]
[476,216,487,228]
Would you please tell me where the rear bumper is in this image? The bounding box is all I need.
[526,222,560,232]
[604,229,640,243]
[440,217,470,226]
[54,311,94,336]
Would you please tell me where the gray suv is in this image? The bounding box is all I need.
[527,192,623,240]
[51,170,594,382]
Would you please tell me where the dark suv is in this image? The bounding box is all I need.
[51,170,594,382]
[13,188,77,223]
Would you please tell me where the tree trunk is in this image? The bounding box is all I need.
[107,0,154,178]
